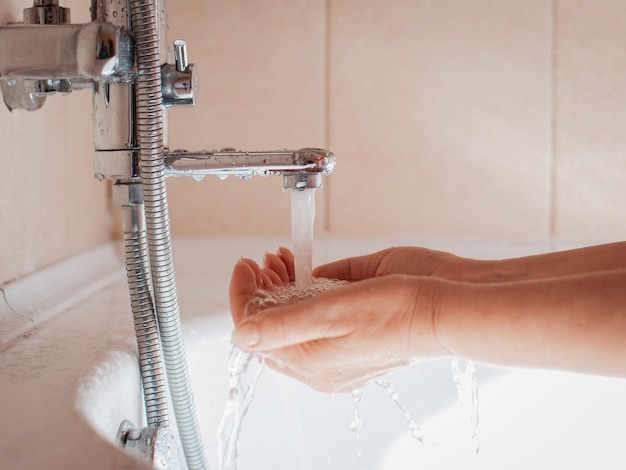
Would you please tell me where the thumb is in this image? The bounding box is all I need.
[232,295,351,351]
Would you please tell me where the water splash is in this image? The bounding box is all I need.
[245,278,350,314]
[451,358,479,454]
[216,344,265,470]
[375,379,425,443]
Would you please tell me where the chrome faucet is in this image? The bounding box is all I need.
[165,148,336,189]
[0,1,335,469]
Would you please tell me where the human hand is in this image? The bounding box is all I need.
[313,246,466,282]
[229,248,448,394]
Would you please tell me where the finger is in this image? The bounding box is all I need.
[277,246,295,282]
[242,258,263,284]
[261,268,283,288]
[228,259,261,325]
[260,272,273,290]
[263,252,290,283]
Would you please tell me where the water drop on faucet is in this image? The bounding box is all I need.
[193,175,205,182]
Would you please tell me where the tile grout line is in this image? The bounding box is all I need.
[323,0,332,234]
[549,0,558,239]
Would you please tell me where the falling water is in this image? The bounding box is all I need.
[350,388,364,461]
[290,188,315,288]
[451,358,480,455]
[217,345,265,470]
[375,379,425,443]
[219,278,349,470]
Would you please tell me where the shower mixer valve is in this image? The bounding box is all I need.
[0,0,334,188]
[0,1,335,469]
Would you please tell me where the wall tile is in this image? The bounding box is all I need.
[166,0,327,237]
[554,0,626,242]
[328,0,553,240]
[0,1,111,285]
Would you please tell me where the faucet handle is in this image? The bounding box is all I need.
[162,39,198,108]
[173,40,189,72]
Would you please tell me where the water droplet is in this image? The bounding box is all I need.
[193,175,205,182]
[217,175,229,180]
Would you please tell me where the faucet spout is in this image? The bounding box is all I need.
[164,148,336,189]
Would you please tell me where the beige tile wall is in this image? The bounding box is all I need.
[166,0,327,237]
[554,0,626,242]
[328,0,552,239]
[168,0,626,243]
[0,1,112,285]
[3,0,626,286]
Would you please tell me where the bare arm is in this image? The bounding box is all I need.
[230,247,626,393]
[462,242,626,283]
[314,242,626,283]
[435,269,626,377]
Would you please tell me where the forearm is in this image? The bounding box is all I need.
[454,242,626,283]
[433,269,626,377]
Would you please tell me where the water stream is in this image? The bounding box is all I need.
[290,188,315,288]
[216,345,265,470]
[349,388,364,461]
[451,358,480,455]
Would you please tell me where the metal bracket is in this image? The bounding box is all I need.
[117,420,184,470]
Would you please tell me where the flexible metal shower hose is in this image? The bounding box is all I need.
[129,1,208,468]
[123,217,169,429]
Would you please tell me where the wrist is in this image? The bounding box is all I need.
[438,258,522,284]
[405,276,453,360]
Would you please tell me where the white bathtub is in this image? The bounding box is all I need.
[2,237,625,469]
